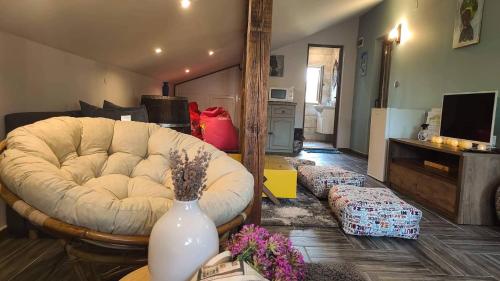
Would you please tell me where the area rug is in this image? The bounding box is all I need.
[306,263,367,281]
[262,185,338,228]
[303,148,342,154]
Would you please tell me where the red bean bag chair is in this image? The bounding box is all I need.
[189,102,203,139]
[200,107,239,151]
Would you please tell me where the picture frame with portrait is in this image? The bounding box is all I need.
[269,55,284,77]
[452,0,484,49]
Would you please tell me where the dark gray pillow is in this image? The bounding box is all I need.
[102,100,124,109]
[102,100,133,110]
[103,100,149,122]
[79,101,149,122]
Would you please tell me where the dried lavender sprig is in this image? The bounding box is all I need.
[170,147,211,201]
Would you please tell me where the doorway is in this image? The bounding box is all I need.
[303,44,343,149]
[375,39,393,108]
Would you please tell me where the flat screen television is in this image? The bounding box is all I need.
[440,91,498,144]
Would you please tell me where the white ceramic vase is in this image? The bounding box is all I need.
[148,199,219,281]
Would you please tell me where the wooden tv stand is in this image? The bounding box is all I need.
[387,138,500,225]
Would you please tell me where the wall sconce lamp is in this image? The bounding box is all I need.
[388,24,402,44]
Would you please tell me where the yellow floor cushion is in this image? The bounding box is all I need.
[229,154,297,199]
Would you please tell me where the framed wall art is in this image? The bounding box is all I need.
[452,0,484,49]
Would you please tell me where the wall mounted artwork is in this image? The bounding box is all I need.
[360,52,368,77]
[270,55,284,77]
[452,0,484,49]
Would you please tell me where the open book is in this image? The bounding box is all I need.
[190,251,268,281]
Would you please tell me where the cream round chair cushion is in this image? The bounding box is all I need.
[0,117,254,235]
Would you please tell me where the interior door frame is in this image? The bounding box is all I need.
[303,44,344,148]
[376,40,393,108]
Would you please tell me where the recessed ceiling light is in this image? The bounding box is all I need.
[181,0,191,9]
[154,48,162,54]
[185,68,190,73]
[208,50,215,56]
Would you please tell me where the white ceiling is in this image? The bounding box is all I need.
[0,0,381,83]
[272,0,382,49]
[0,0,246,84]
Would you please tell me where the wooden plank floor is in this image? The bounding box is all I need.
[272,151,500,281]
[1,151,499,281]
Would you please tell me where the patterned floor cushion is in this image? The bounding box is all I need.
[284,157,316,170]
[297,166,365,199]
[329,186,422,239]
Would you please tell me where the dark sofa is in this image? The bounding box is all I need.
[4,111,82,135]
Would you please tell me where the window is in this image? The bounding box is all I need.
[305,66,323,104]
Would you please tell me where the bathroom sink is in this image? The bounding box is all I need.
[313,104,335,113]
[314,105,335,134]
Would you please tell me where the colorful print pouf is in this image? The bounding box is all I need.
[298,166,365,199]
[328,186,422,239]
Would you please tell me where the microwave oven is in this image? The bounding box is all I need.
[269,87,294,102]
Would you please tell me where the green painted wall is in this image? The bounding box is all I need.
[350,0,500,154]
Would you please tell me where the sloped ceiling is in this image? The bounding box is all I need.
[0,0,381,84]
[0,0,246,84]
[272,0,383,50]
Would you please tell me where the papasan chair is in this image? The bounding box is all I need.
[0,117,254,280]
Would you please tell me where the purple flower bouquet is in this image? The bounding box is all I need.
[226,225,306,281]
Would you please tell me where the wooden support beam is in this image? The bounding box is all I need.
[240,0,273,225]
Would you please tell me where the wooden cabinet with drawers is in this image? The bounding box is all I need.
[387,138,500,225]
[266,102,296,153]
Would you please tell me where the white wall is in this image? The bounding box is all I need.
[175,66,242,127]
[269,17,359,148]
[0,30,162,137]
[0,30,162,231]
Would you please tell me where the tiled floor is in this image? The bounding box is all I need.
[1,151,500,281]
[303,141,334,149]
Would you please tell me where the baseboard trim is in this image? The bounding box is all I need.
[339,148,368,159]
